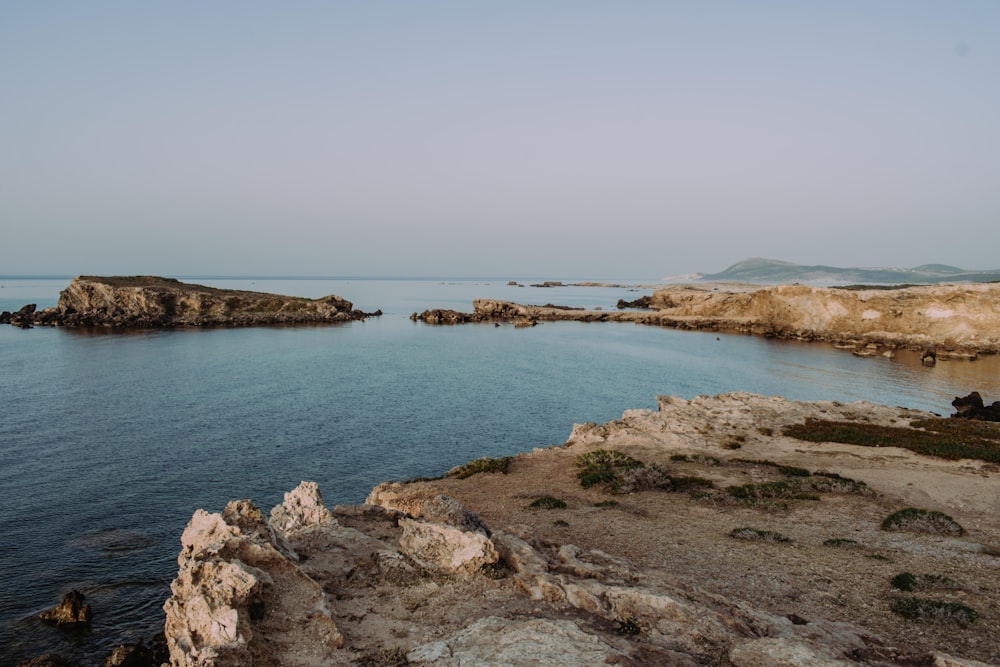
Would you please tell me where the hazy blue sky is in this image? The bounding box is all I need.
[3,2,998,279]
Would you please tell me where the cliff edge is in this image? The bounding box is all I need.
[1,276,380,328]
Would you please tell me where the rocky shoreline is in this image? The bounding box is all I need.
[27,392,995,666]
[0,276,381,328]
[412,282,1000,359]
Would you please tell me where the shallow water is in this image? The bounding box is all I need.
[1,277,998,664]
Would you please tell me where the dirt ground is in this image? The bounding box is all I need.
[372,394,1000,664]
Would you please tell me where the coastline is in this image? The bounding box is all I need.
[154,392,1000,666]
[413,282,1000,358]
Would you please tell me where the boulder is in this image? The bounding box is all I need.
[398,517,498,576]
[38,590,91,627]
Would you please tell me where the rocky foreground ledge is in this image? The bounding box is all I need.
[413,282,1000,357]
[156,393,999,666]
[1,276,380,328]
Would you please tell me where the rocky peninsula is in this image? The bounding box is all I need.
[412,282,1000,358]
[152,392,999,666]
[0,276,380,328]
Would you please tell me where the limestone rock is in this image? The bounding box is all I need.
[366,481,431,516]
[38,590,91,627]
[419,495,490,535]
[163,495,343,667]
[406,616,626,666]
[270,481,335,535]
[398,517,498,575]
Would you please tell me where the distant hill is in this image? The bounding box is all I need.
[694,258,1000,285]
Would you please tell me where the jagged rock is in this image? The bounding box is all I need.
[163,498,342,667]
[38,590,91,627]
[398,517,498,575]
[269,481,335,535]
[951,392,1000,421]
[406,617,626,665]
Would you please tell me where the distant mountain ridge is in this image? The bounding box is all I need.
[695,258,1000,285]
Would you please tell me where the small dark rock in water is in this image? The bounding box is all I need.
[921,349,936,366]
[616,296,652,309]
[951,392,1000,421]
[38,590,92,627]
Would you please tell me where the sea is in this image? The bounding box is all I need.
[2,276,999,665]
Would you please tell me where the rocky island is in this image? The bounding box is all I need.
[413,282,1000,358]
[0,276,380,328]
[149,392,999,667]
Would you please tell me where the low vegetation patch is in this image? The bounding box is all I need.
[575,449,645,491]
[726,480,818,503]
[528,495,567,510]
[890,572,964,593]
[783,418,1000,463]
[881,508,965,536]
[729,527,791,543]
[806,472,873,495]
[823,538,859,547]
[447,456,514,479]
[890,597,979,627]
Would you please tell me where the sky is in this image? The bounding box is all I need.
[2,1,998,279]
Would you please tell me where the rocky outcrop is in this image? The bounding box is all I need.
[164,410,1000,667]
[1,276,380,328]
[162,493,343,667]
[951,392,1000,421]
[38,590,92,627]
[413,283,1000,356]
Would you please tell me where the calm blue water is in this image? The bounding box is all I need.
[2,277,999,665]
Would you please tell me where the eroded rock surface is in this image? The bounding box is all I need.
[1,276,380,328]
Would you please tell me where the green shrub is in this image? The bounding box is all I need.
[528,495,567,510]
[890,597,979,627]
[593,500,619,507]
[881,508,965,536]
[575,449,645,491]
[447,456,514,479]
